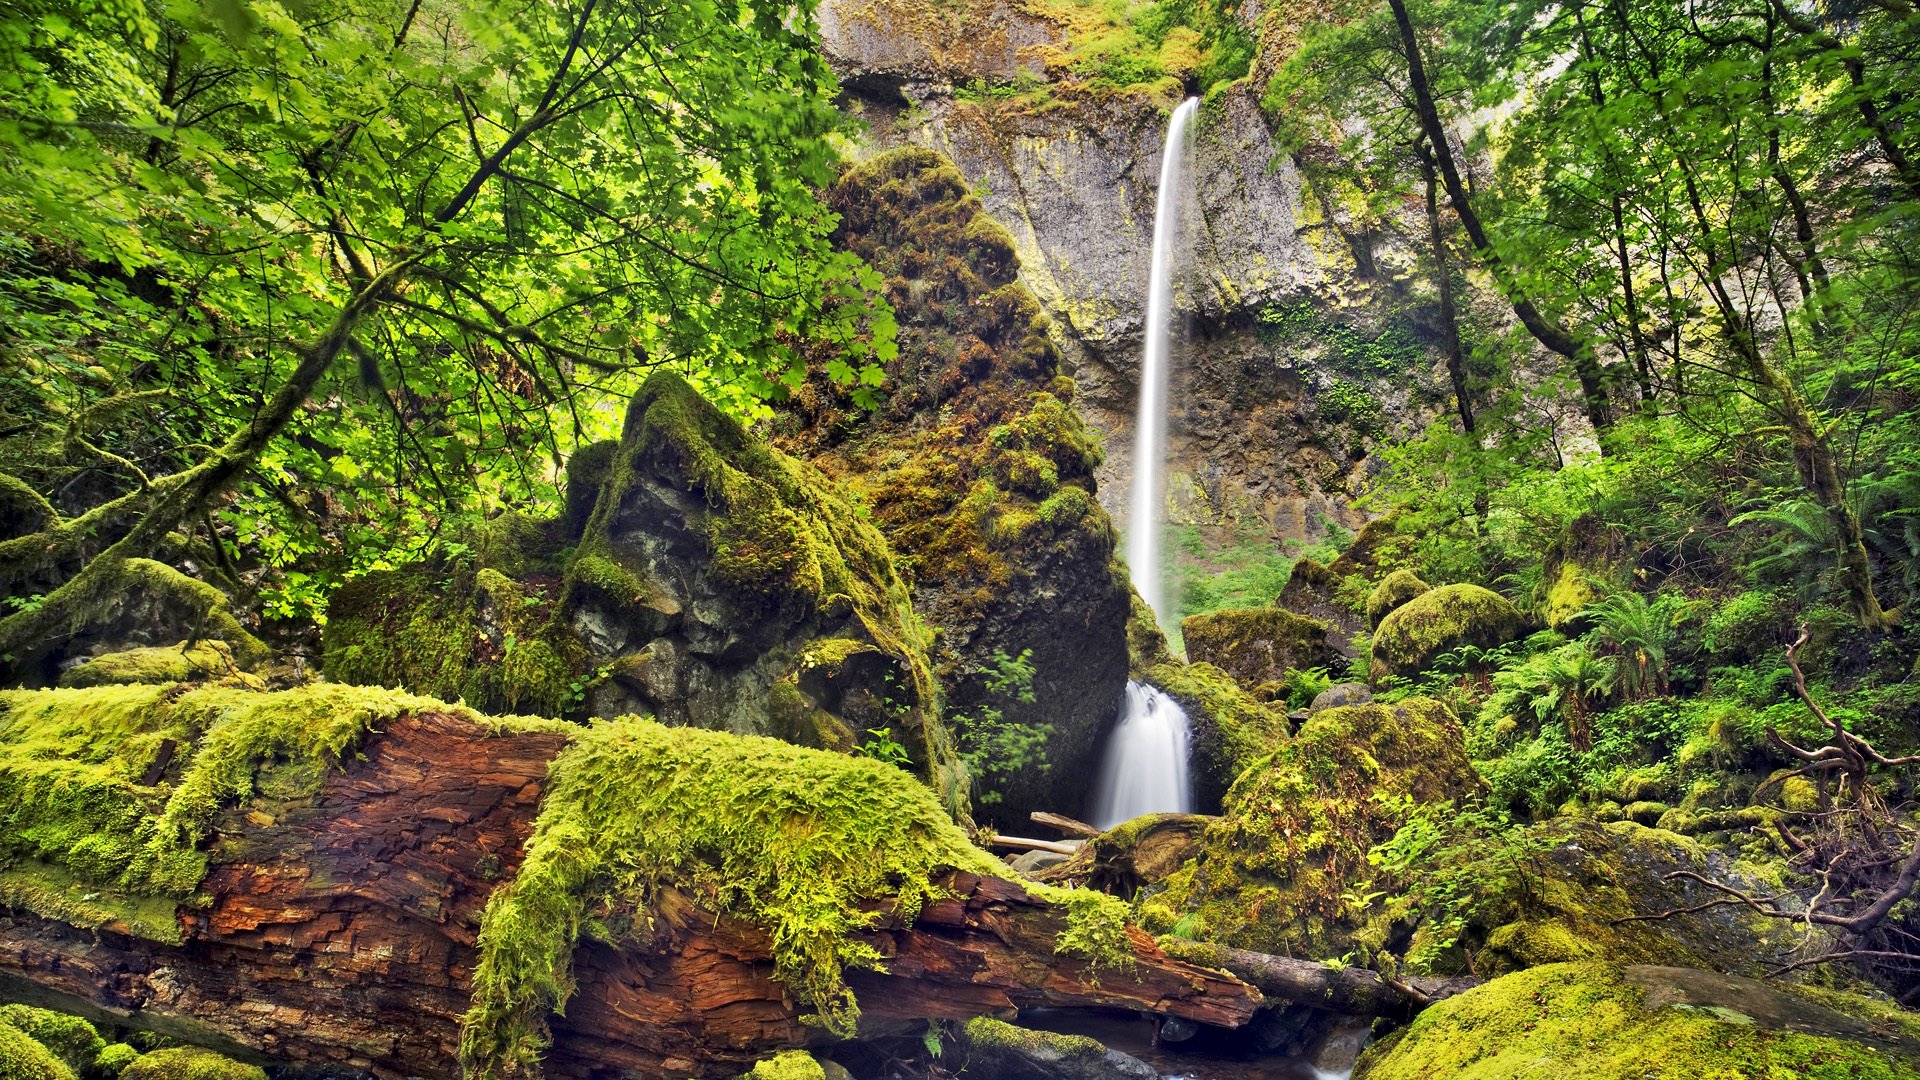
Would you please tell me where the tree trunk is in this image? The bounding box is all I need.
[1159,940,1479,1021]
[0,709,1259,1080]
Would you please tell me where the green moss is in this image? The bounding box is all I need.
[95,1043,139,1076]
[118,1047,266,1080]
[0,1005,103,1077]
[1181,607,1333,687]
[459,715,1011,1077]
[563,439,618,538]
[1150,698,1480,958]
[1144,659,1287,809]
[1365,570,1431,631]
[1541,561,1605,633]
[59,641,248,688]
[1354,963,1920,1080]
[1370,583,1527,682]
[745,1050,827,1080]
[0,1021,76,1080]
[0,683,475,943]
[960,1015,1113,1062]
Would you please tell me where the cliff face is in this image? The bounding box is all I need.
[819,1,1453,555]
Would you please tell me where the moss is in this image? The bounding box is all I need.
[960,1015,1113,1063]
[1369,583,1527,682]
[1149,698,1480,958]
[1181,607,1334,688]
[0,1021,77,1080]
[459,715,1012,1077]
[59,641,248,688]
[1143,659,1287,810]
[1365,570,1430,631]
[20,558,271,671]
[95,1043,139,1076]
[0,1005,103,1077]
[1354,963,1920,1080]
[744,1050,827,1080]
[562,439,618,539]
[0,683,475,943]
[118,1047,266,1080]
[1541,560,1605,633]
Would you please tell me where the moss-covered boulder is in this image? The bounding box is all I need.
[1272,512,1414,662]
[767,148,1132,825]
[118,1046,266,1080]
[1182,607,1336,691]
[1355,963,1920,1079]
[323,511,582,717]
[59,641,251,689]
[0,1021,75,1080]
[563,370,965,816]
[0,1004,109,1078]
[1393,818,1808,980]
[1365,569,1430,631]
[954,1017,1157,1080]
[1369,583,1526,682]
[1534,513,1629,632]
[1143,659,1289,811]
[744,1050,826,1080]
[1141,698,1481,957]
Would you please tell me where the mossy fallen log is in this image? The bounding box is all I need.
[0,684,1257,1079]
[1159,940,1478,1020]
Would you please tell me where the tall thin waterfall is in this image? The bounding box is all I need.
[1090,99,1200,830]
[1125,96,1198,630]
[1089,682,1194,829]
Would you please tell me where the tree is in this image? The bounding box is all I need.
[0,0,895,655]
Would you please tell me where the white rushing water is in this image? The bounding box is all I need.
[1089,681,1194,829]
[1125,96,1198,631]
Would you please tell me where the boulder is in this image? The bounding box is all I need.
[1354,963,1920,1079]
[1309,681,1373,711]
[1275,558,1366,660]
[1182,607,1336,690]
[1365,569,1430,630]
[1369,583,1527,682]
[0,1021,74,1080]
[954,1017,1158,1080]
[1140,698,1482,958]
[58,640,250,688]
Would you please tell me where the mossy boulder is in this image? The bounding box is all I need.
[1143,659,1288,811]
[954,1017,1157,1080]
[1369,583,1527,682]
[767,148,1132,825]
[0,1005,107,1077]
[1533,512,1629,632]
[0,1021,76,1080]
[560,370,965,817]
[1355,963,1920,1080]
[118,1047,266,1080]
[744,1050,826,1080]
[59,641,249,688]
[1141,697,1480,957]
[1365,569,1430,630]
[1182,607,1336,691]
[322,511,581,717]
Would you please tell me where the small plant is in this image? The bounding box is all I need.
[952,648,1049,806]
[855,727,912,769]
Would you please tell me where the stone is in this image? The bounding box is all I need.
[1182,607,1337,690]
[1309,681,1373,711]
[1369,583,1528,682]
[1365,569,1431,630]
[954,1017,1158,1080]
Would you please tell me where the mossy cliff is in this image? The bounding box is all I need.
[1355,962,1920,1079]
[0,682,468,943]
[771,147,1131,823]
[1140,697,1481,957]
[1369,583,1527,682]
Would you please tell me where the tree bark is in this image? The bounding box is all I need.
[0,709,1259,1080]
[1158,940,1479,1021]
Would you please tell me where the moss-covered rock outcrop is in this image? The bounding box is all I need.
[1369,583,1527,682]
[1182,607,1336,691]
[1355,963,1920,1079]
[953,1016,1157,1080]
[1365,569,1430,630]
[1141,697,1481,957]
[1143,659,1288,810]
[57,641,252,689]
[770,147,1131,823]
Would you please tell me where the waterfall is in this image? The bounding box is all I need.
[1089,682,1194,829]
[1125,96,1198,631]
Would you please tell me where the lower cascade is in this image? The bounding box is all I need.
[1088,681,1195,829]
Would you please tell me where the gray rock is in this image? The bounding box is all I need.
[1310,682,1374,711]
[1009,849,1073,874]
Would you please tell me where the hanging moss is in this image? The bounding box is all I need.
[458,715,1012,1076]
[1355,963,1920,1080]
[1365,569,1431,631]
[1369,584,1527,681]
[0,683,476,943]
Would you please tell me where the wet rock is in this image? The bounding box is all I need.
[1309,681,1373,711]
[955,1017,1158,1080]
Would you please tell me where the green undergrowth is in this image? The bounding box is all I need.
[459,715,1130,1078]
[0,683,474,943]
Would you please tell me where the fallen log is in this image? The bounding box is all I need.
[1029,812,1100,838]
[986,834,1084,856]
[1159,939,1479,1021]
[0,686,1258,1079]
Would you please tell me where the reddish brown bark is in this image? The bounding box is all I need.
[0,710,1258,1079]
